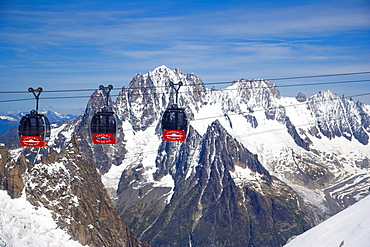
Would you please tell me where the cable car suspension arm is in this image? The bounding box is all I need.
[28,87,43,114]
[169,81,183,107]
[99,85,113,111]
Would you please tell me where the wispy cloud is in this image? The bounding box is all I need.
[0,0,369,113]
[3,3,368,42]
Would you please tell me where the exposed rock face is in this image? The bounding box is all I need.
[0,145,27,198]
[296,92,307,102]
[116,121,311,246]
[285,116,311,150]
[0,138,143,247]
[308,91,369,145]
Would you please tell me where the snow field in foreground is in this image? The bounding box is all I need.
[285,195,370,247]
[0,190,85,247]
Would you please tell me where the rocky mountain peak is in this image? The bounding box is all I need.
[113,66,208,132]
[129,65,187,89]
[233,78,281,101]
[296,92,307,102]
[208,78,282,117]
[84,90,113,119]
[308,90,369,144]
[148,65,183,86]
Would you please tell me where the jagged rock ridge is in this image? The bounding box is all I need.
[0,137,144,247]
[123,121,310,246]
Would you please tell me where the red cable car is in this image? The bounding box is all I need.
[90,85,118,145]
[18,87,51,147]
[162,107,188,141]
[18,112,51,147]
[161,81,188,142]
[90,111,117,144]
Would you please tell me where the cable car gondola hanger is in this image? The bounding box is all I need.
[90,85,118,145]
[161,81,189,142]
[18,87,51,147]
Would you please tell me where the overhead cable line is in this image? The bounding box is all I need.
[0,71,369,94]
[277,79,370,88]
[351,92,370,98]
[115,112,364,160]
[0,78,369,104]
[264,71,370,81]
[193,92,370,122]
[0,98,34,103]
[0,94,122,103]
[0,87,369,104]
[0,86,369,104]
[0,88,110,94]
[117,91,370,133]
[201,72,370,87]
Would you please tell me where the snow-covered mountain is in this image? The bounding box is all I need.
[1,65,369,246]
[285,195,370,247]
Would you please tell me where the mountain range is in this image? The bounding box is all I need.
[1,65,369,246]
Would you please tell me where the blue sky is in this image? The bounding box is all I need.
[1,0,369,114]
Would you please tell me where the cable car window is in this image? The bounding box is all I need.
[91,112,116,134]
[19,117,27,133]
[44,117,51,140]
[162,109,187,131]
[24,117,40,136]
[38,117,44,135]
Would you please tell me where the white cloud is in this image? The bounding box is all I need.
[0,0,369,113]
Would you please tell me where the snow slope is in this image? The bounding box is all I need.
[285,195,370,247]
[0,190,85,247]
